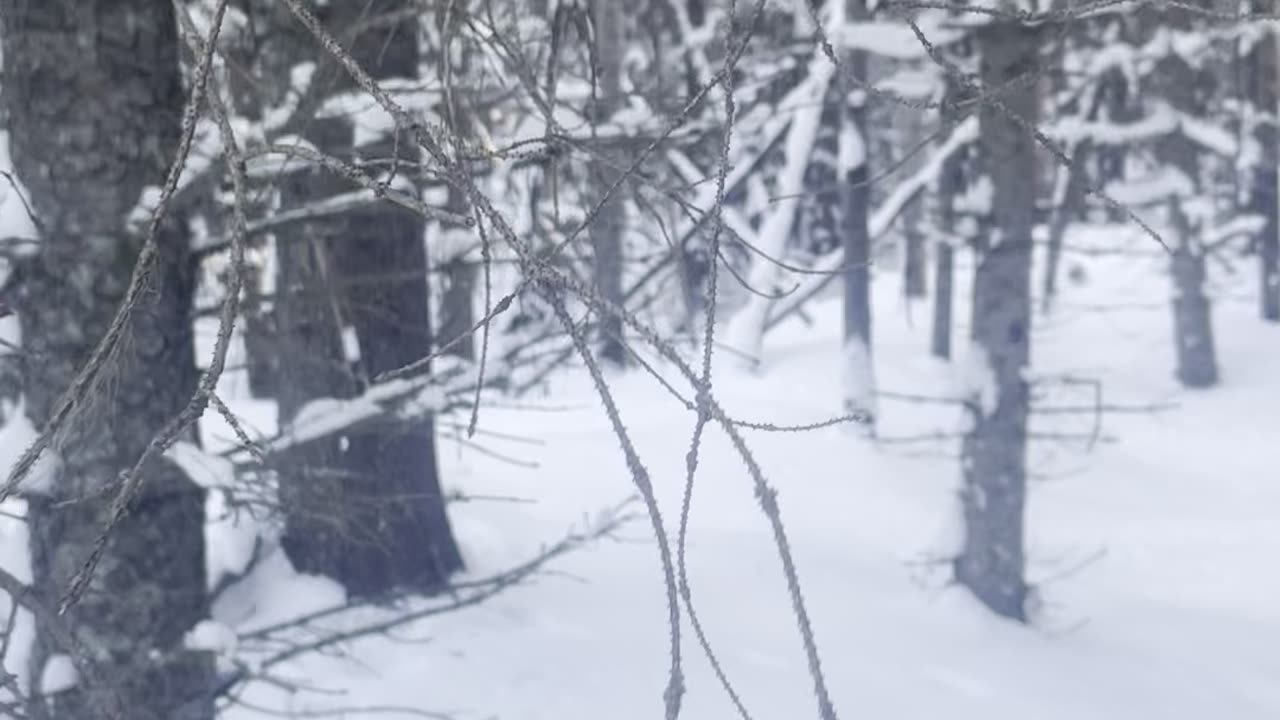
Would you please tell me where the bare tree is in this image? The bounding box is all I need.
[1247,17,1280,322]
[435,0,481,361]
[0,0,214,716]
[1147,10,1219,388]
[588,0,630,365]
[269,0,464,595]
[840,0,876,425]
[954,19,1040,621]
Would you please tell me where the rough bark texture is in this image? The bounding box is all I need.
[955,22,1038,622]
[0,1,214,717]
[588,0,629,365]
[274,0,463,596]
[1248,25,1280,322]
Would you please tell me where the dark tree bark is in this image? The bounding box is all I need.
[274,0,463,596]
[588,0,629,365]
[1248,24,1280,322]
[954,21,1039,621]
[0,1,214,717]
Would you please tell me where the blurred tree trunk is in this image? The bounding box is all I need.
[435,1,478,360]
[1248,24,1280,322]
[900,104,928,299]
[274,0,463,596]
[0,1,214,717]
[840,0,876,426]
[955,20,1038,621]
[588,0,629,364]
[930,241,954,360]
[931,102,969,362]
[1041,138,1091,314]
[1149,22,1219,388]
[1168,201,1218,387]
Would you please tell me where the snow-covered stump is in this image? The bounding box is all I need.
[954,19,1038,622]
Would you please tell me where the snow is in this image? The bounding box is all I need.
[838,17,963,60]
[838,121,867,175]
[0,90,1278,719]
[184,620,238,658]
[958,343,999,419]
[166,441,236,491]
[39,654,77,696]
[723,59,835,361]
[0,132,38,245]
[197,223,1280,719]
[841,336,877,420]
[1105,166,1196,206]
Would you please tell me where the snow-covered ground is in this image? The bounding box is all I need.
[201,228,1279,718]
[0,106,1276,714]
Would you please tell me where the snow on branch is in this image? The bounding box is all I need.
[764,116,978,332]
[723,57,835,361]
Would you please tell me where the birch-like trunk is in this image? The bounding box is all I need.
[0,1,214,716]
[955,21,1038,621]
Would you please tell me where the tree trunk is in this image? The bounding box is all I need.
[435,4,478,360]
[839,1,876,426]
[1041,140,1092,314]
[589,0,629,365]
[931,242,954,360]
[900,99,928,299]
[954,21,1038,622]
[275,0,463,596]
[1149,25,1220,388]
[1169,202,1219,387]
[1249,25,1280,321]
[0,2,213,717]
[903,211,928,299]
